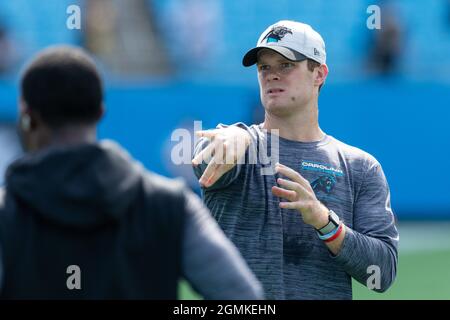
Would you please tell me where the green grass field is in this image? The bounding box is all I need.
[179,222,450,300]
[353,249,450,299]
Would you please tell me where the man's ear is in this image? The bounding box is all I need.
[315,64,329,87]
[19,99,40,132]
[19,99,31,132]
[19,97,28,114]
[20,113,31,132]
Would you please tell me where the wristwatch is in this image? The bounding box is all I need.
[315,210,340,236]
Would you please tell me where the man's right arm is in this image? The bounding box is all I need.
[192,124,251,190]
[181,188,264,299]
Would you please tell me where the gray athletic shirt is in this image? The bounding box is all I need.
[193,123,399,300]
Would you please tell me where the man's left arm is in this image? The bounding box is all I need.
[327,160,399,292]
[272,161,398,293]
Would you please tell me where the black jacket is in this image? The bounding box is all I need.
[0,140,185,299]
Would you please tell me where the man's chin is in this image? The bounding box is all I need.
[263,103,292,116]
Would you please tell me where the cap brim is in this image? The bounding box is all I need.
[242,46,307,67]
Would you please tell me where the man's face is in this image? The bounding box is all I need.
[257,49,316,116]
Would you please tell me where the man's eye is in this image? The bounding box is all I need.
[259,65,270,71]
[281,62,294,69]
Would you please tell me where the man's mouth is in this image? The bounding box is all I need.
[266,88,285,94]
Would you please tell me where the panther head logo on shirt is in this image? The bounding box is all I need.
[311,175,336,194]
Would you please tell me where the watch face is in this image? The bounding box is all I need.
[329,210,340,224]
[317,211,340,235]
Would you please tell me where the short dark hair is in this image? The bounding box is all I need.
[306,59,324,92]
[20,45,103,128]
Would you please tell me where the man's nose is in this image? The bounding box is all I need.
[266,69,280,81]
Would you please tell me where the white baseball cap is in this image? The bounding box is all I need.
[242,20,326,67]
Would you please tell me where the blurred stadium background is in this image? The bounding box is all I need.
[0,0,449,299]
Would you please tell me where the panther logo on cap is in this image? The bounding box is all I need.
[262,26,293,43]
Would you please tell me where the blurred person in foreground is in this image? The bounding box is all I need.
[192,21,398,299]
[0,45,263,299]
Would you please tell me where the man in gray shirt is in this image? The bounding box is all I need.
[192,20,398,299]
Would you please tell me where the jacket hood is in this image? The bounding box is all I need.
[6,140,143,229]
